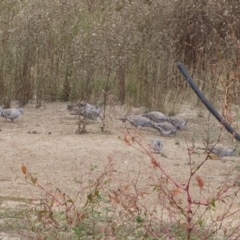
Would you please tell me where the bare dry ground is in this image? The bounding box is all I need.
[0,101,240,239]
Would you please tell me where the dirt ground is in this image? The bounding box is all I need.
[0,101,240,238]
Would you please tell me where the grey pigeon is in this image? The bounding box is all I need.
[69,107,101,121]
[120,115,154,128]
[167,116,187,130]
[151,138,164,153]
[143,111,168,123]
[1,108,24,122]
[208,144,234,158]
[80,108,102,121]
[68,101,102,112]
[67,104,101,113]
[80,101,102,111]
[68,102,102,121]
[152,122,177,136]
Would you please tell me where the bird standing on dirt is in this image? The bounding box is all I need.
[1,107,24,122]
[208,144,234,158]
[80,107,102,121]
[151,122,177,136]
[143,112,187,131]
[67,102,102,121]
[151,138,164,153]
[167,116,187,130]
[120,115,154,128]
[142,111,168,122]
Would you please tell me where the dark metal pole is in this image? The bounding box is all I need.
[178,62,240,141]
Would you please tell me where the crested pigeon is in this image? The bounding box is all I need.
[208,144,234,158]
[120,115,154,128]
[78,101,102,112]
[81,108,102,121]
[151,138,164,153]
[68,102,102,121]
[152,122,177,136]
[1,107,24,122]
[142,111,168,123]
[167,116,187,130]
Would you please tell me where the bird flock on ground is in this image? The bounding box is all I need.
[120,111,187,154]
[120,112,187,136]
[118,111,236,157]
[0,102,236,158]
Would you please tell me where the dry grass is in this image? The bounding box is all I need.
[0,1,240,109]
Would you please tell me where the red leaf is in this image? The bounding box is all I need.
[196,175,204,189]
[138,191,150,197]
[172,188,181,197]
[199,199,209,205]
[31,177,37,185]
[124,136,131,146]
[112,195,119,203]
[21,165,27,175]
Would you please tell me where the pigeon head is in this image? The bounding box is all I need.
[182,120,188,129]
[227,149,234,156]
[19,108,24,115]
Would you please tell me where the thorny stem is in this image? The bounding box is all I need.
[124,125,240,239]
[125,128,196,237]
[124,127,182,189]
[101,73,110,132]
[24,167,64,206]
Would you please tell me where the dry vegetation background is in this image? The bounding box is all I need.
[1,0,240,239]
[0,0,240,109]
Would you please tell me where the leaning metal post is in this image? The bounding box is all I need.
[178,62,240,141]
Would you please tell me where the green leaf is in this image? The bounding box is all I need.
[31,177,37,185]
[211,198,215,208]
[87,193,93,202]
[95,189,99,197]
[136,215,144,223]
[90,164,97,171]
[198,219,203,227]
